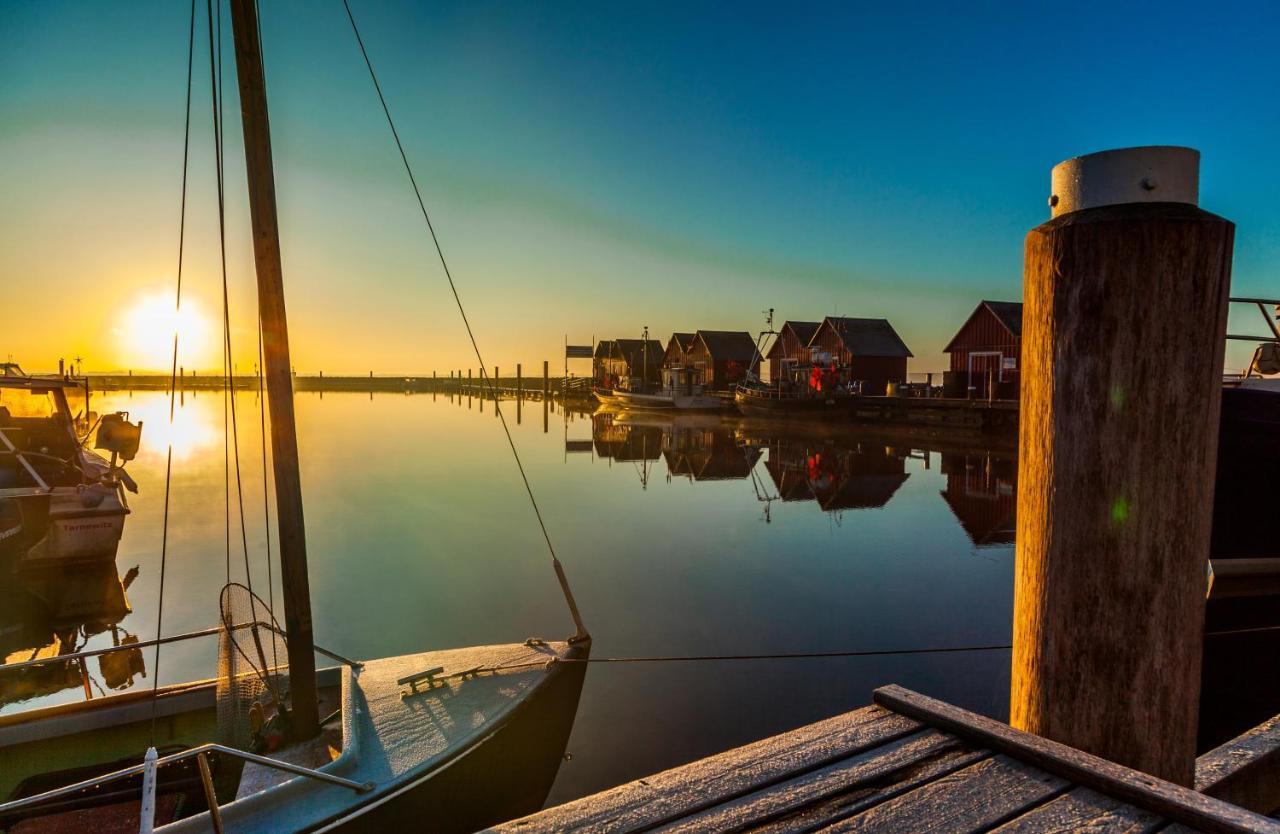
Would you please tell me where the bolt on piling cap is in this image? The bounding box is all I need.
[1048,146,1199,217]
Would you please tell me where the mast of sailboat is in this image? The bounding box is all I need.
[228,0,320,740]
[642,325,648,391]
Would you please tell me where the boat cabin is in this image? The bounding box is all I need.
[0,369,91,494]
[764,320,820,384]
[685,331,759,392]
[808,317,912,396]
[943,300,1022,399]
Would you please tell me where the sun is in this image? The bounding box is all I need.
[114,293,216,371]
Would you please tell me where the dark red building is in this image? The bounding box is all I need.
[661,332,697,369]
[808,317,912,395]
[943,300,1022,398]
[764,320,820,383]
[686,330,760,391]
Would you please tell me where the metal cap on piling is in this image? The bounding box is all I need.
[1048,146,1199,217]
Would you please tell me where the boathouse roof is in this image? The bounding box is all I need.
[669,332,696,350]
[609,339,664,369]
[814,317,913,358]
[693,330,758,362]
[944,300,1023,353]
[765,321,821,358]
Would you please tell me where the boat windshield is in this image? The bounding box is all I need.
[0,387,79,466]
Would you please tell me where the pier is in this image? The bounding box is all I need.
[495,686,1280,833]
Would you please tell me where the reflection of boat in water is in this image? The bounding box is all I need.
[0,563,142,709]
[0,364,142,573]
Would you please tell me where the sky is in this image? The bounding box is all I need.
[2,0,1277,375]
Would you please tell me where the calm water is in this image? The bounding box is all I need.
[2,388,1018,806]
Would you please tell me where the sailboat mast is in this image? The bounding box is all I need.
[228,0,319,740]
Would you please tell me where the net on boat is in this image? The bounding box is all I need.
[216,582,289,752]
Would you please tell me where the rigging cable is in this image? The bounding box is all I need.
[150,0,198,745]
[253,0,280,675]
[341,0,587,640]
[209,0,280,701]
[207,0,257,592]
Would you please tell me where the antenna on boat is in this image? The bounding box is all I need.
[227,0,320,741]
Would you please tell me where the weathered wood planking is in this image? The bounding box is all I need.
[492,706,919,832]
[989,788,1165,833]
[663,730,983,833]
[1013,202,1233,785]
[741,748,990,834]
[819,755,1068,833]
[1196,711,1280,816]
[874,686,1279,834]
[494,688,1280,834]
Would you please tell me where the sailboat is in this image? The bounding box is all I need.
[0,2,590,831]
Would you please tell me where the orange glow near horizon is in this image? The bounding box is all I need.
[113,292,217,372]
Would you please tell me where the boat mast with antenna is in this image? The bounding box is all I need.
[228,0,319,741]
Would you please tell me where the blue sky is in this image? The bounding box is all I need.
[2,1,1276,372]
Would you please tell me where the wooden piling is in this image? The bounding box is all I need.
[517,363,522,399]
[543,360,549,398]
[1011,147,1232,786]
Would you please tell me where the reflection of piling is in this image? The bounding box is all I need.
[1011,147,1232,786]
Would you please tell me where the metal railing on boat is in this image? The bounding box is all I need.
[1,621,360,685]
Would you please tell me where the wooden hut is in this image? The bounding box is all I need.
[591,340,612,384]
[661,332,697,369]
[686,331,760,391]
[942,300,1022,398]
[601,339,663,388]
[764,321,820,383]
[808,317,912,395]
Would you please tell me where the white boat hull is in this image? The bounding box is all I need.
[16,486,128,568]
[608,390,724,411]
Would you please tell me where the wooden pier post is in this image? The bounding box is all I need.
[543,360,549,399]
[1011,147,1233,786]
[517,363,522,400]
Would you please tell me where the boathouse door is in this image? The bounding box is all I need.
[967,351,1002,397]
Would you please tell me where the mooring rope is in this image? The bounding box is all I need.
[150,0,197,745]
[341,0,588,639]
[485,643,1013,674]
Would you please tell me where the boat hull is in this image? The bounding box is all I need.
[734,389,851,418]
[5,487,129,571]
[607,390,723,411]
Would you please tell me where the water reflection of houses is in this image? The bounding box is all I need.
[938,450,1017,546]
[762,438,910,512]
[590,411,663,462]
[662,420,761,481]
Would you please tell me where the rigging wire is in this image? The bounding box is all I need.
[150,0,198,745]
[253,0,280,675]
[209,0,279,702]
[341,0,587,638]
[207,0,256,592]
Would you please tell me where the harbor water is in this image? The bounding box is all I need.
[2,388,1021,805]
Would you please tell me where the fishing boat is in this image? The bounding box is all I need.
[605,367,725,411]
[0,3,589,831]
[0,364,141,573]
[733,377,853,417]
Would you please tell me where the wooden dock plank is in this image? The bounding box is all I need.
[816,755,1068,833]
[492,706,920,833]
[1195,711,1280,816]
[739,748,991,834]
[662,729,983,833]
[989,788,1165,833]
[873,686,1280,834]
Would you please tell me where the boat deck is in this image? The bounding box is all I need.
[493,685,1280,833]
